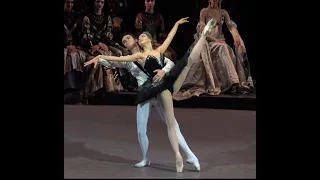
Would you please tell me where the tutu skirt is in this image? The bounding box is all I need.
[135,51,190,105]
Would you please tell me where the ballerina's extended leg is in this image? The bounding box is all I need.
[188,18,217,64]
[173,19,217,94]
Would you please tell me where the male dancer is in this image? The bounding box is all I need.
[95,19,215,170]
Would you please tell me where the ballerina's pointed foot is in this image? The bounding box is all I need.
[187,158,201,172]
[176,155,184,173]
[202,18,217,37]
[134,160,150,168]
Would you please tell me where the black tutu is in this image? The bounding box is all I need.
[135,51,190,105]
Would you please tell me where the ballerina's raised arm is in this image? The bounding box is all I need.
[156,17,189,54]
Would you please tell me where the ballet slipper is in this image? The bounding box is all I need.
[202,18,217,37]
[173,20,217,94]
[134,160,150,168]
[187,158,201,172]
[176,154,184,173]
[185,18,217,67]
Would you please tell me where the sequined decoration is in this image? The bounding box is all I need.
[91,13,105,25]
[144,13,156,24]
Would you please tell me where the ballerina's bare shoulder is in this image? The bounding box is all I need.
[136,50,162,67]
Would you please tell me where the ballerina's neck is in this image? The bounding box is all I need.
[142,44,153,53]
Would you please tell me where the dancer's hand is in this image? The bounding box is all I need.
[153,69,166,82]
[175,17,189,25]
[84,55,101,68]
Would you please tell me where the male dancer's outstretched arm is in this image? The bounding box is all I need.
[97,58,129,69]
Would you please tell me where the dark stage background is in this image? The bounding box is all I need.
[76,0,256,79]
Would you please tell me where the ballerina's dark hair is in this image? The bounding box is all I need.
[141,31,153,41]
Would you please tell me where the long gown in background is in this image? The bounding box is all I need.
[64,9,86,91]
[173,8,254,100]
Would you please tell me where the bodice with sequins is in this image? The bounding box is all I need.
[144,53,165,78]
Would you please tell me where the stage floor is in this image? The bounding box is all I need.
[64,105,256,179]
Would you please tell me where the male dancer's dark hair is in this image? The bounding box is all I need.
[122,32,137,39]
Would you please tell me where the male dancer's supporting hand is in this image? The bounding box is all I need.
[152,69,166,82]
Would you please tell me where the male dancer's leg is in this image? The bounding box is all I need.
[151,97,201,171]
[135,101,151,167]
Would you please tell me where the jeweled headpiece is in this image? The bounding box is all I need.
[142,31,152,37]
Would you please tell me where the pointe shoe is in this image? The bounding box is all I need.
[134,160,150,168]
[176,155,184,173]
[202,18,217,37]
[187,158,201,172]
